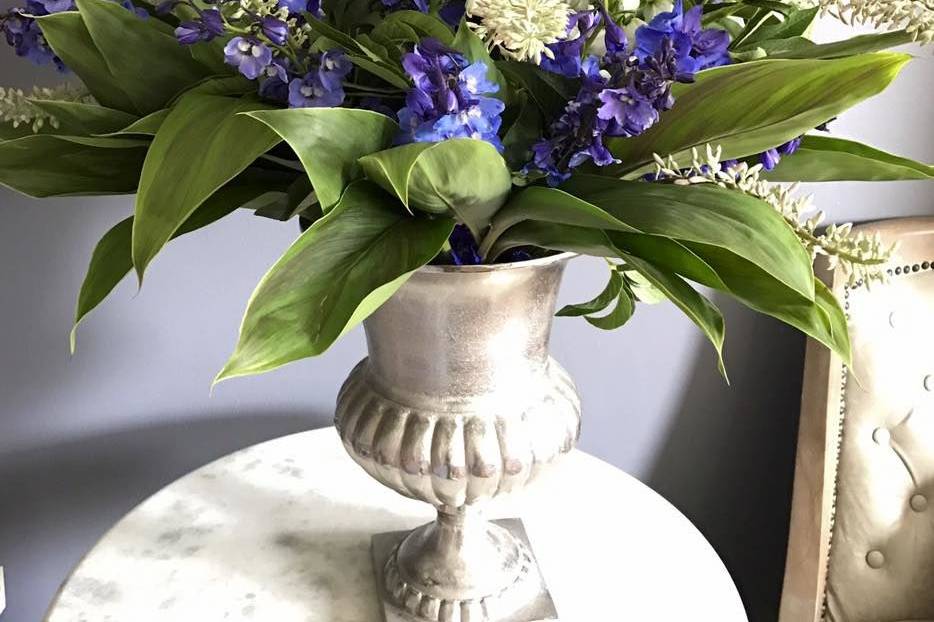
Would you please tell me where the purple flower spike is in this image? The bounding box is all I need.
[25,0,74,14]
[778,136,803,156]
[287,50,351,108]
[224,37,273,80]
[397,38,504,150]
[541,10,602,78]
[261,16,288,45]
[760,148,781,171]
[597,88,659,137]
[2,10,63,68]
[176,9,224,44]
[635,0,731,76]
[448,224,482,266]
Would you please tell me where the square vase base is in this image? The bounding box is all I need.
[371,518,559,622]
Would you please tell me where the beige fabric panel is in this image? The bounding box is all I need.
[781,218,934,622]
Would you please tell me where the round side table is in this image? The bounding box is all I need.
[46,428,747,621]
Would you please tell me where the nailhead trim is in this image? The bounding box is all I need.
[820,259,934,621]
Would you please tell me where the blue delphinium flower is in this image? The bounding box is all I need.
[224,37,273,80]
[278,0,323,16]
[258,57,291,102]
[529,27,690,186]
[176,9,224,45]
[636,0,731,74]
[27,0,74,13]
[397,38,505,150]
[760,136,803,170]
[261,16,289,45]
[288,50,352,108]
[1,7,67,70]
[448,224,483,265]
[540,10,602,78]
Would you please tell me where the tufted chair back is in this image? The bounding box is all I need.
[780,217,934,622]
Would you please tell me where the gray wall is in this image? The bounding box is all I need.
[0,15,931,622]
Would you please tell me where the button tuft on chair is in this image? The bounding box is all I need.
[888,311,898,328]
[910,494,928,512]
[866,550,885,569]
[872,428,891,446]
[924,375,933,392]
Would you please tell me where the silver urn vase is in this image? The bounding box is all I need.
[334,252,581,622]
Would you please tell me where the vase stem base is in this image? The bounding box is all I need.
[372,518,559,622]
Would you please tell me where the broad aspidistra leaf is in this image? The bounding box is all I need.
[74,0,220,114]
[0,135,146,197]
[360,138,512,238]
[245,108,398,212]
[72,182,281,351]
[131,93,281,279]
[215,180,454,382]
[763,135,934,182]
[609,53,911,175]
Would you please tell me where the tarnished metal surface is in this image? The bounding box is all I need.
[335,253,580,622]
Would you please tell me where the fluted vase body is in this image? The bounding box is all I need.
[335,253,581,622]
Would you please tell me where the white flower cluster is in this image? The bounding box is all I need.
[0,84,93,133]
[237,0,288,20]
[813,0,933,43]
[653,145,896,286]
[466,0,581,63]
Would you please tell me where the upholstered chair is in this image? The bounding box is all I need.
[780,217,934,622]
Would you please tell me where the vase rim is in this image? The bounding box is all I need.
[420,251,577,274]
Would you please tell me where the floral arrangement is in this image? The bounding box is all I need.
[1,0,932,382]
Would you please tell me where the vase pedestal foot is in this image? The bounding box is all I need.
[372,518,559,622]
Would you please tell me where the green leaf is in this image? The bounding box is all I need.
[215,180,455,382]
[0,135,146,196]
[609,53,911,175]
[496,180,816,301]
[814,279,851,364]
[178,75,256,100]
[585,286,635,330]
[732,36,816,61]
[557,269,624,317]
[497,60,569,120]
[735,7,819,49]
[26,100,138,135]
[71,182,275,352]
[99,109,169,136]
[253,175,318,222]
[379,10,454,45]
[729,8,780,50]
[762,135,934,181]
[770,30,914,59]
[485,186,852,363]
[347,55,412,89]
[359,138,512,238]
[501,92,543,170]
[35,11,137,112]
[491,220,727,378]
[0,122,35,142]
[74,0,219,114]
[132,94,281,279]
[245,108,398,212]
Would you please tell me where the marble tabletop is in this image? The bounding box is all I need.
[46,427,748,622]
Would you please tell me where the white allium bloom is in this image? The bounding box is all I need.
[466,0,575,64]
